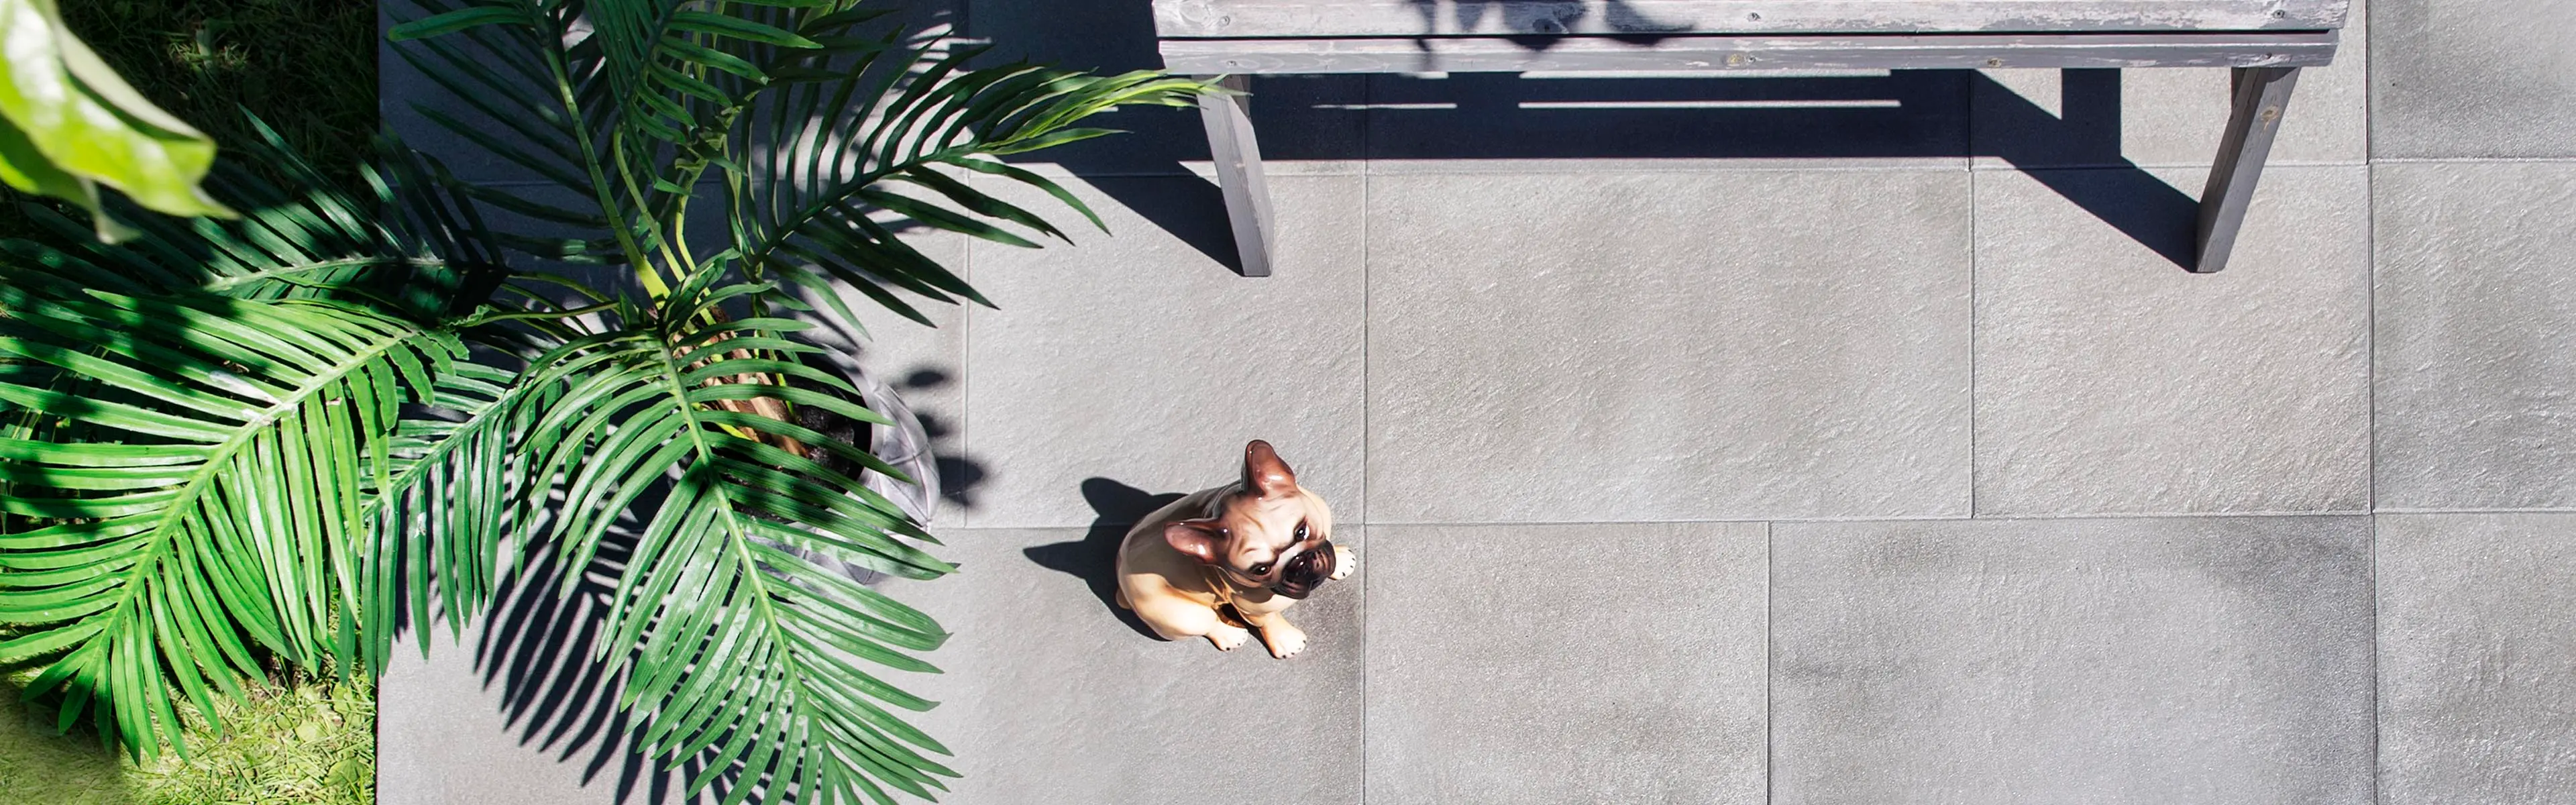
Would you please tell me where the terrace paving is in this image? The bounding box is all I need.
[377,0,2576,800]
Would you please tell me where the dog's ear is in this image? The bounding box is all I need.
[1242,439,1297,499]
[1165,519,1228,565]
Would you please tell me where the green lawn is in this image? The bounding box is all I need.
[3,665,378,804]
[0,678,130,805]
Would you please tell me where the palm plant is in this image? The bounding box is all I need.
[0,1,1211,802]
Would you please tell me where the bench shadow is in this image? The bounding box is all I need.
[1022,478,1183,641]
[965,0,2206,272]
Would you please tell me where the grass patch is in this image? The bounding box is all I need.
[0,676,129,805]
[2,662,377,804]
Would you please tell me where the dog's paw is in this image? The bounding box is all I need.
[1206,624,1252,652]
[1260,623,1308,659]
[1329,545,1356,581]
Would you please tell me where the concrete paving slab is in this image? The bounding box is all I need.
[1771,516,2376,805]
[961,174,1367,529]
[2373,161,2576,510]
[1364,522,1766,805]
[2379,513,2576,805]
[2372,0,2576,158]
[1972,165,2372,516]
[1365,168,1973,523]
[878,527,1367,804]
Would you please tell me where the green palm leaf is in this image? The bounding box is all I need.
[354,358,563,674]
[502,273,955,804]
[2,113,508,319]
[733,21,1208,329]
[0,285,458,757]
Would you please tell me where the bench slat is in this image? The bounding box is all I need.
[1162,30,2337,73]
[1155,0,2351,38]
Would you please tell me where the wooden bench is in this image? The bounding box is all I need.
[1153,0,2350,274]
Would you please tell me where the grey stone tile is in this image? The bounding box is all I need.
[378,629,594,805]
[1974,165,2371,516]
[1366,70,1970,174]
[380,616,709,804]
[877,527,1366,804]
[2373,0,2576,158]
[1771,517,2376,805]
[961,174,1366,528]
[1365,523,1766,805]
[1970,0,2369,169]
[2379,513,2576,804]
[1366,169,1972,523]
[2374,161,2576,510]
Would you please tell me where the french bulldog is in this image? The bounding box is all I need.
[1115,440,1354,658]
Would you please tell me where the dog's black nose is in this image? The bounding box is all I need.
[1275,540,1337,596]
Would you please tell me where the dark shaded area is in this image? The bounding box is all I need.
[963,0,2207,271]
[1022,478,1186,640]
[0,0,380,239]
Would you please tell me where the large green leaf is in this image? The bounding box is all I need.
[494,272,956,804]
[0,286,459,757]
[732,24,1210,332]
[0,0,231,232]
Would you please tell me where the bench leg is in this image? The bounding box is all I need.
[2192,66,2300,274]
[1196,74,1277,278]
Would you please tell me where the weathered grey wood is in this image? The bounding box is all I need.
[2192,65,2298,273]
[1163,31,2337,74]
[1155,0,2351,39]
[1197,74,1278,278]
[1161,0,2345,276]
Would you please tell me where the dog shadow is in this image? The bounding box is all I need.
[1023,478,1183,641]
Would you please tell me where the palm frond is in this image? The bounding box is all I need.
[501,272,955,804]
[354,358,564,674]
[0,286,458,757]
[0,115,508,321]
[734,22,1208,329]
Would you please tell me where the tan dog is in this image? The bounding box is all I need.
[1115,440,1354,658]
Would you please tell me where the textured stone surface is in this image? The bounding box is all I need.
[962,174,1366,528]
[379,618,709,804]
[1366,523,1767,805]
[1974,166,2372,515]
[2379,513,2576,805]
[1771,517,2376,805]
[378,630,596,805]
[377,0,545,185]
[2374,162,2576,510]
[2373,0,2576,158]
[877,527,1366,804]
[1366,169,1973,523]
[1970,0,2368,169]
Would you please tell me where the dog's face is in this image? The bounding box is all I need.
[1164,440,1337,599]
